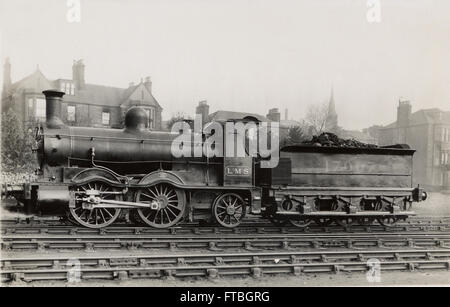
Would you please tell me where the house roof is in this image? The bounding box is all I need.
[58,83,125,106]
[383,108,450,129]
[8,68,162,110]
[119,82,162,110]
[208,110,267,122]
[9,68,53,93]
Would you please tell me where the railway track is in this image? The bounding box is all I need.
[2,249,449,282]
[2,232,450,252]
[2,221,449,236]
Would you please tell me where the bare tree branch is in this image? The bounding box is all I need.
[304,103,329,135]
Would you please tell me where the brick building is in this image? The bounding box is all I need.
[1,58,163,130]
[376,100,450,190]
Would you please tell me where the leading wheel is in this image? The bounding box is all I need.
[136,183,186,228]
[213,193,246,228]
[69,181,122,228]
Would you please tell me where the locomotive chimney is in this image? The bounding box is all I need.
[42,90,65,129]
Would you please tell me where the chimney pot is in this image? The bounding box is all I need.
[72,59,85,90]
[196,100,210,124]
[143,77,152,93]
[397,99,412,128]
[266,108,281,122]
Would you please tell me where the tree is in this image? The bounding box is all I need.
[166,112,192,130]
[304,103,329,135]
[285,125,308,146]
[1,108,35,172]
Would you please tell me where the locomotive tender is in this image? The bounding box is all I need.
[16,90,426,228]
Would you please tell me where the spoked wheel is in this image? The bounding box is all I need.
[136,183,186,228]
[314,218,334,227]
[377,217,399,227]
[358,217,375,226]
[213,193,246,228]
[69,181,122,228]
[335,217,357,227]
[289,218,313,228]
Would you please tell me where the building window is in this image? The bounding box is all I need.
[441,152,449,165]
[443,127,450,142]
[35,98,46,118]
[60,81,75,95]
[67,105,76,122]
[28,98,34,117]
[102,111,110,125]
[143,108,155,129]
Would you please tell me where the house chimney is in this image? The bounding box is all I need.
[3,57,11,92]
[72,59,85,90]
[42,90,65,129]
[397,99,412,128]
[196,100,209,124]
[266,108,280,122]
[284,108,288,120]
[144,76,152,93]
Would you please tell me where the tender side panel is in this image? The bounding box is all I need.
[281,151,413,188]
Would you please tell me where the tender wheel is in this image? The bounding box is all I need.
[314,218,334,227]
[377,217,399,227]
[213,193,246,228]
[289,218,313,228]
[69,181,122,228]
[136,183,186,228]
[335,217,357,227]
[358,217,375,225]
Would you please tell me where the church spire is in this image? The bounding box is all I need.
[325,85,338,132]
[328,85,335,113]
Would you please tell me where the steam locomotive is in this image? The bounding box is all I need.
[12,90,427,228]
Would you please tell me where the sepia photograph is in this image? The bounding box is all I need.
[0,0,449,294]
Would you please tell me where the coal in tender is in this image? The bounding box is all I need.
[302,132,378,148]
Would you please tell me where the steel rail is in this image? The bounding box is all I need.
[2,249,449,282]
[2,233,450,251]
[2,222,449,236]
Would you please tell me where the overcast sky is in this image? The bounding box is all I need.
[1,0,449,129]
